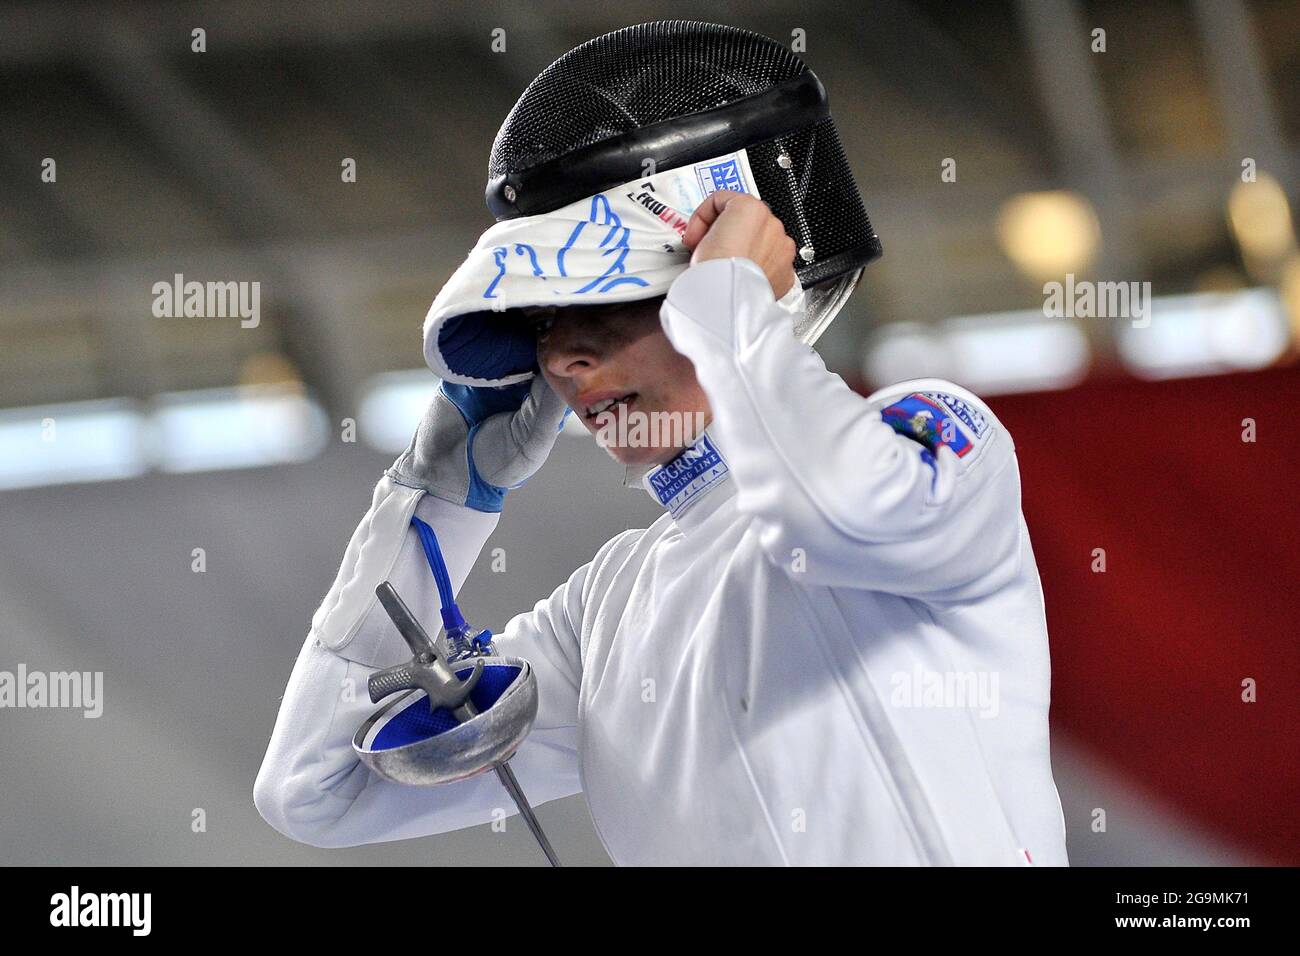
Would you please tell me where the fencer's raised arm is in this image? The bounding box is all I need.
[253,379,583,848]
[660,257,1023,602]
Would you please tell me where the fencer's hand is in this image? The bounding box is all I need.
[682,191,798,299]
[388,375,570,512]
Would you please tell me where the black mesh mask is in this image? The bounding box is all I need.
[484,20,881,334]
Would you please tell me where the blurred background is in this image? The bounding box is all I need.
[0,0,1296,865]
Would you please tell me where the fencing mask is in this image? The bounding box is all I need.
[423,19,882,388]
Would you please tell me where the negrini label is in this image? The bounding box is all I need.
[647,435,730,517]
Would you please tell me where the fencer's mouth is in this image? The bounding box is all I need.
[581,393,638,420]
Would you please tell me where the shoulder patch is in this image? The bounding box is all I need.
[880,392,975,458]
[920,391,990,439]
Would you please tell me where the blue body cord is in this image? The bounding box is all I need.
[410,515,468,633]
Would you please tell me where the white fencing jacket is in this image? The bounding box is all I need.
[254,258,1069,866]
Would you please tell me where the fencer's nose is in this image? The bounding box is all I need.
[539,320,602,380]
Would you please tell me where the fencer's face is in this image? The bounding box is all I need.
[535,296,712,466]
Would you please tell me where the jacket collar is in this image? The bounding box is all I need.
[641,428,735,526]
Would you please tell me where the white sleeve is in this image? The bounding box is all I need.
[253,483,585,849]
[660,257,1023,602]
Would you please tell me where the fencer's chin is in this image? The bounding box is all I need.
[603,443,681,468]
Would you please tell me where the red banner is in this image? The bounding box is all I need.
[992,367,1299,863]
